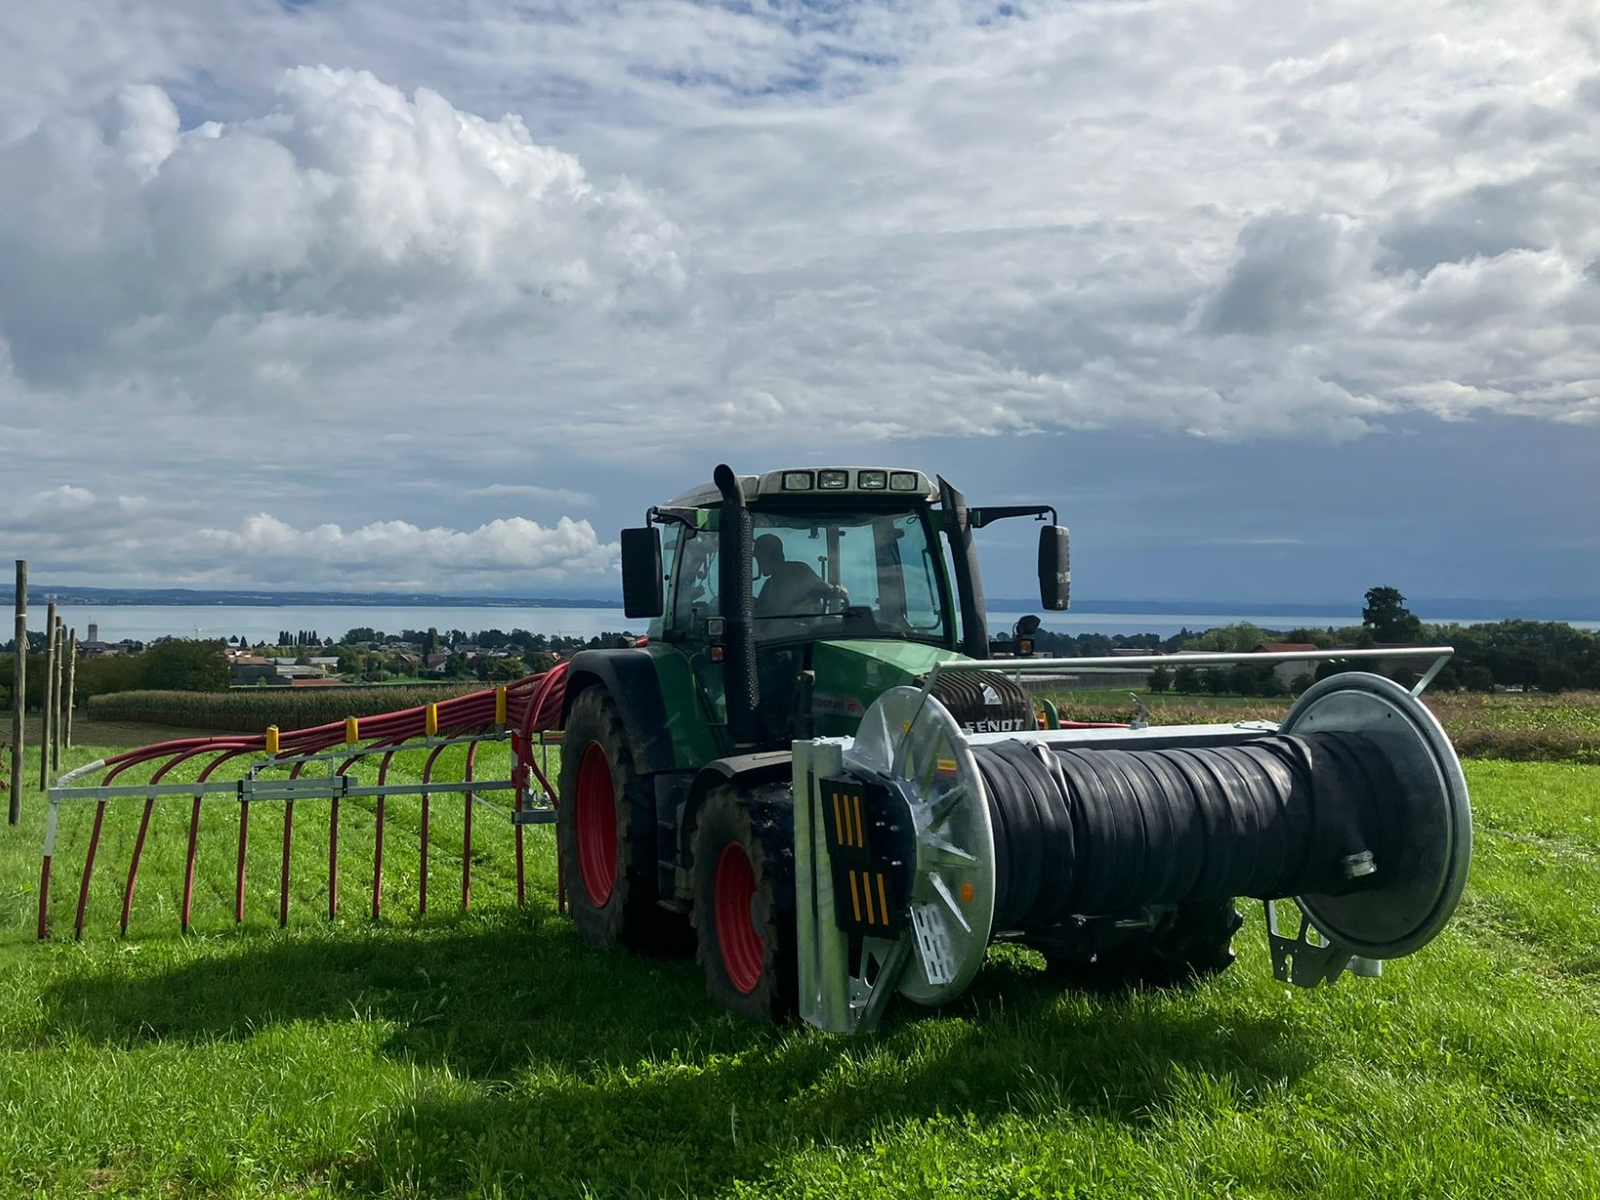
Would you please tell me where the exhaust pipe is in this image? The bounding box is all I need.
[714,464,761,748]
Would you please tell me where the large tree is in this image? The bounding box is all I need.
[1362,586,1424,643]
[140,639,230,692]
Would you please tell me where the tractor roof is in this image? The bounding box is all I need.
[664,467,938,508]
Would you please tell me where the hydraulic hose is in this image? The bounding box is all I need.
[973,732,1397,931]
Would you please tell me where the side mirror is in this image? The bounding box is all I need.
[620,526,664,619]
[1038,526,1070,611]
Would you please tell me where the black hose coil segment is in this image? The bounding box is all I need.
[974,733,1400,931]
[928,670,1033,732]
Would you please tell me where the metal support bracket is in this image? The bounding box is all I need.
[1265,899,1355,987]
[240,775,351,803]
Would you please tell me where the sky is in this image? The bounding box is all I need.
[0,0,1596,608]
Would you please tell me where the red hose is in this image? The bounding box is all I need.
[123,743,231,935]
[373,747,399,921]
[462,738,478,911]
[73,802,106,941]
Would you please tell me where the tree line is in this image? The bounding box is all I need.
[1,626,646,708]
[1017,587,1600,697]
[1,639,230,710]
[6,587,1594,709]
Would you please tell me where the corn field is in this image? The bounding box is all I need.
[1049,688,1600,765]
[86,685,487,733]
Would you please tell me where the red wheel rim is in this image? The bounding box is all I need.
[574,743,617,906]
[714,843,763,994]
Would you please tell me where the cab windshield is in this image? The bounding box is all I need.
[747,507,951,644]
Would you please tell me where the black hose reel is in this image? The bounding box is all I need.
[793,672,1472,1033]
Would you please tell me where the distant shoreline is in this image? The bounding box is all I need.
[0,590,623,610]
[5,592,1598,623]
[1,588,1597,624]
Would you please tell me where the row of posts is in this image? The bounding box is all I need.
[9,559,78,825]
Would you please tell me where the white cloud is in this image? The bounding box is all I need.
[0,0,1597,594]
[197,512,616,586]
[3,3,1595,453]
[0,65,687,394]
[0,489,617,590]
[23,485,98,518]
[464,484,596,507]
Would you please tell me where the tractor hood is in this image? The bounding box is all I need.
[808,639,1036,738]
[808,640,967,737]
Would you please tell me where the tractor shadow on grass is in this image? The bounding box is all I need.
[40,908,723,1076]
[42,911,1321,1195]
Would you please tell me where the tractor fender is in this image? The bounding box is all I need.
[562,649,677,777]
[672,751,795,902]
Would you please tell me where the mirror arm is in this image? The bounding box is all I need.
[967,504,1058,529]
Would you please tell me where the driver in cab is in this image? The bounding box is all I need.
[753,534,846,616]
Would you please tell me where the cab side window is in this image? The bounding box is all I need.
[670,528,719,630]
[653,524,683,637]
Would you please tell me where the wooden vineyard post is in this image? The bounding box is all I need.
[63,629,77,750]
[51,613,65,772]
[38,602,55,790]
[8,560,22,824]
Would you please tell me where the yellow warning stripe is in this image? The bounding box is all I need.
[853,794,865,847]
[832,792,845,845]
[863,872,876,925]
[848,872,862,923]
[876,874,890,924]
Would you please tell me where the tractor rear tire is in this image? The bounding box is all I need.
[557,686,661,952]
[690,783,796,1022]
[1043,900,1244,991]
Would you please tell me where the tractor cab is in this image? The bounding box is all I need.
[667,498,953,650]
[620,465,1071,753]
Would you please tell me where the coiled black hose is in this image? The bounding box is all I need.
[973,733,1400,931]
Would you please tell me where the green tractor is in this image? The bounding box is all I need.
[556,464,1473,1030]
[559,462,1080,1014]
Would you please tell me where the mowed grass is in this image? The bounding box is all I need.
[1,729,1599,1196]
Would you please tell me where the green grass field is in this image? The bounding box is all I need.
[2,719,1598,1197]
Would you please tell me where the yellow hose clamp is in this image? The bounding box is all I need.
[426,703,438,738]
[495,686,508,727]
[265,725,280,757]
[345,716,360,745]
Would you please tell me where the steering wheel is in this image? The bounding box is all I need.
[808,580,849,614]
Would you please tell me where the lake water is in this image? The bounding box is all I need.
[39,603,1600,645]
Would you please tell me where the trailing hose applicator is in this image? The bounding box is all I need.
[793,660,1472,1034]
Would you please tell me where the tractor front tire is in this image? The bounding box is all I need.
[557,686,660,951]
[690,783,796,1022]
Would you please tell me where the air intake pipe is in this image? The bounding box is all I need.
[714,463,761,748]
[793,657,1471,1033]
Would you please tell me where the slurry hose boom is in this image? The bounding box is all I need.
[39,664,572,938]
[794,659,1472,1033]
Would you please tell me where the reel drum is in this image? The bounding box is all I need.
[847,685,997,1006]
[1276,672,1472,963]
[798,670,1473,1032]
